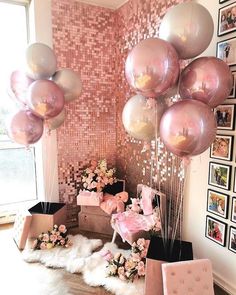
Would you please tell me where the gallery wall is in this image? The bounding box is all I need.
[184,1,236,294]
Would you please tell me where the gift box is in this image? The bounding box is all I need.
[144,236,193,295]
[77,190,103,206]
[28,202,66,238]
[13,210,32,250]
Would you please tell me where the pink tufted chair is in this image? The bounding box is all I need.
[161,259,215,295]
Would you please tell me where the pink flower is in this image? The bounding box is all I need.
[58,224,67,233]
[42,234,49,242]
[140,248,148,258]
[137,261,145,276]
[60,238,65,245]
[131,252,141,262]
[32,239,38,249]
[40,242,47,250]
[137,238,146,248]
[50,234,58,242]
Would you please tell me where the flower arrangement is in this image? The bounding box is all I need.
[81,159,116,192]
[32,224,72,250]
[106,238,149,282]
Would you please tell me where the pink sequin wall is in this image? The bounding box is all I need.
[52,0,185,227]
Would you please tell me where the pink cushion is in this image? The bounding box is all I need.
[162,259,214,295]
[13,211,32,250]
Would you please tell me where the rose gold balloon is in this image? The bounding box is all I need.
[9,70,34,105]
[160,100,216,157]
[159,2,214,59]
[52,68,82,102]
[46,109,65,131]
[26,80,65,119]
[6,109,44,145]
[179,57,233,108]
[125,37,179,98]
[122,94,167,141]
[25,43,57,80]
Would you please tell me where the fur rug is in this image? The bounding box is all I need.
[22,235,145,295]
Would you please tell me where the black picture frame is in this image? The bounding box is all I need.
[219,0,231,4]
[210,134,233,161]
[231,197,236,223]
[207,189,229,219]
[214,104,235,130]
[218,2,236,36]
[208,162,231,190]
[228,226,236,253]
[205,215,227,247]
[228,71,236,98]
[217,37,236,67]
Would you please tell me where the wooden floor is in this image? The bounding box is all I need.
[0,224,229,295]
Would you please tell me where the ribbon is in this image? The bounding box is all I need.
[100,192,128,215]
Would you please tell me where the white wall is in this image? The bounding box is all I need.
[183,1,236,294]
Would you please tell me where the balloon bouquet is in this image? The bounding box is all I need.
[7,42,82,146]
[123,2,232,159]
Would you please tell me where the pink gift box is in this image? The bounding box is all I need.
[77,190,103,206]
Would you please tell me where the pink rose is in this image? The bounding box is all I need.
[131,252,141,262]
[58,225,67,233]
[137,261,145,276]
[42,234,49,242]
[40,242,47,250]
[60,239,65,245]
[50,234,58,242]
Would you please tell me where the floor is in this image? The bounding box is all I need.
[0,224,230,295]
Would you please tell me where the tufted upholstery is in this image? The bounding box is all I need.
[162,259,215,295]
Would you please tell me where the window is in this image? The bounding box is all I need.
[0,1,38,210]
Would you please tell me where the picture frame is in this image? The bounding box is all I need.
[218,2,236,36]
[228,226,236,253]
[207,189,229,219]
[228,71,236,98]
[208,162,231,190]
[216,37,236,66]
[231,197,236,223]
[214,104,235,130]
[210,134,233,161]
[234,168,236,193]
[205,215,227,247]
[219,0,231,4]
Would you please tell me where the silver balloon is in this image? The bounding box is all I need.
[52,68,82,102]
[159,3,214,59]
[122,94,167,141]
[25,43,57,80]
[46,109,66,131]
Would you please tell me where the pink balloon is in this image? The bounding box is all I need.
[160,100,216,157]
[10,70,34,105]
[26,80,65,119]
[6,109,44,145]
[179,57,232,108]
[125,37,179,98]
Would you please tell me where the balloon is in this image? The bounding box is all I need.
[160,100,216,157]
[159,2,214,59]
[122,94,167,141]
[52,69,82,102]
[125,37,179,98]
[46,109,65,131]
[26,80,65,119]
[6,109,44,145]
[25,43,57,80]
[9,70,34,105]
[179,57,233,108]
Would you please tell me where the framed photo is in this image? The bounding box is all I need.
[207,189,229,219]
[218,2,236,36]
[231,197,236,223]
[234,168,236,193]
[228,226,236,253]
[208,162,231,190]
[214,104,235,130]
[217,37,236,66]
[229,71,236,98]
[205,215,227,247]
[210,134,233,161]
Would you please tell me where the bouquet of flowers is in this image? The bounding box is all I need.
[32,224,72,250]
[106,238,149,282]
[81,159,116,192]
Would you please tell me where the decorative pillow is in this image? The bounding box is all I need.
[13,211,32,250]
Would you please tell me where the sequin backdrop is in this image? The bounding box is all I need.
[52,0,185,228]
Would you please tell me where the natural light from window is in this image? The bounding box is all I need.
[0,1,37,207]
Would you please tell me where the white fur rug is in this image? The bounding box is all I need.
[22,235,145,295]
